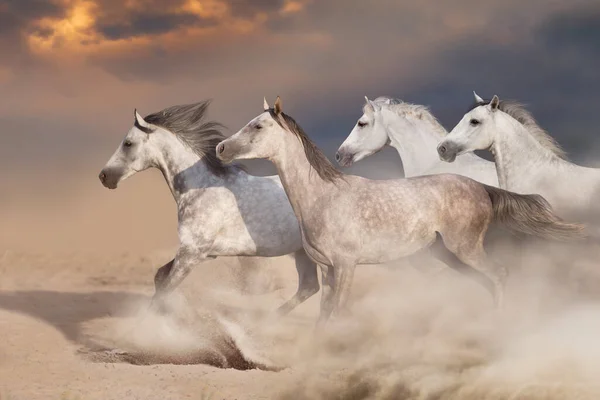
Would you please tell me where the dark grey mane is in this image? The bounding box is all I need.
[267,109,343,183]
[470,99,568,159]
[143,101,244,176]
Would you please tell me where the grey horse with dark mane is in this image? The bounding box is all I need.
[216,96,585,326]
[99,100,319,315]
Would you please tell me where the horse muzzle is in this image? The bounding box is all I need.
[335,149,354,167]
[98,168,121,189]
[437,142,459,163]
[215,140,240,164]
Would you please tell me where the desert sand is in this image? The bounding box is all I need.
[3,164,600,400]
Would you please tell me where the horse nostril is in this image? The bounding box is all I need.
[217,143,225,155]
[438,145,447,154]
[335,152,341,162]
[99,171,106,182]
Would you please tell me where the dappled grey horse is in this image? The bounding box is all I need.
[216,96,585,325]
[99,101,319,315]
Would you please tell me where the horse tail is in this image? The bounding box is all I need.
[483,184,587,241]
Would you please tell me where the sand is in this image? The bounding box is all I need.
[3,166,600,400]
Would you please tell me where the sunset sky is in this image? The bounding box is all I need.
[1,0,600,176]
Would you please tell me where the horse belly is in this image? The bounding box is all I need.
[358,232,434,264]
[211,219,302,257]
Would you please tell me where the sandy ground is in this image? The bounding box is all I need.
[3,167,600,400]
[0,249,305,399]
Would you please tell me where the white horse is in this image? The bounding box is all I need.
[216,96,583,325]
[99,101,319,315]
[438,92,600,221]
[335,96,498,186]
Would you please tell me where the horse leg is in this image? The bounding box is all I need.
[331,260,357,319]
[406,251,445,276]
[154,259,174,292]
[451,241,508,309]
[276,250,320,316]
[429,232,496,297]
[151,247,204,313]
[316,263,335,329]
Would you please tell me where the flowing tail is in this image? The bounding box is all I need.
[483,185,586,241]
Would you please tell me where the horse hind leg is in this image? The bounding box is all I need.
[433,232,507,308]
[276,250,320,316]
[458,246,507,309]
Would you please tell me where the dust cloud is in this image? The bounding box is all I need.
[3,156,600,399]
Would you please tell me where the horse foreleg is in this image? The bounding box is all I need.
[151,247,204,313]
[316,263,335,329]
[276,250,320,316]
[331,260,356,319]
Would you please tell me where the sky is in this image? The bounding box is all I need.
[1,0,600,178]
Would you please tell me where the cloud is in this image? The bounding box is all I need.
[97,11,218,40]
[537,4,600,59]
[0,0,64,35]
[1,0,599,177]
[226,0,286,17]
[387,2,600,157]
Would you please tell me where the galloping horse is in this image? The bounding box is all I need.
[216,96,584,325]
[438,92,600,223]
[99,101,319,315]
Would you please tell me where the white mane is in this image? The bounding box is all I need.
[365,96,447,137]
[496,101,568,160]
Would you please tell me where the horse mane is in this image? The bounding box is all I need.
[267,109,343,183]
[363,96,447,137]
[470,99,568,160]
[143,100,244,176]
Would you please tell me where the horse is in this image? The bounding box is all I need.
[99,100,320,316]
[437,92,600,222]
[336,96,498,186]
[215,96,584,326]
[335,96,509,275]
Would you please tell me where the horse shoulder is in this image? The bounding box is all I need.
[176,188,241,242]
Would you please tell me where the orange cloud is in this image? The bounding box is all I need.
[24,0,312,61]
[28,0,97,54]
[179,0,228,18]
[280,0,309,15]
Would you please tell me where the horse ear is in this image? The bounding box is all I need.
[134,109,153,133]
[490,95,500,111]
[473,91,484,104]
[369,99,380,112]
[274,96,283,115]
[364,96,378,113]
[364,98,374,113]
[263,97,270,111]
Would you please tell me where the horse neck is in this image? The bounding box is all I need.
[491,113,563,190]
[382,109,445,177]
[153,133,224,203]
[270,133,337,221]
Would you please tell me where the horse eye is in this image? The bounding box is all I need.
[124,140,133,147]
[470,119,480,126]
[255,124,262,130]
[357,121,367,128]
